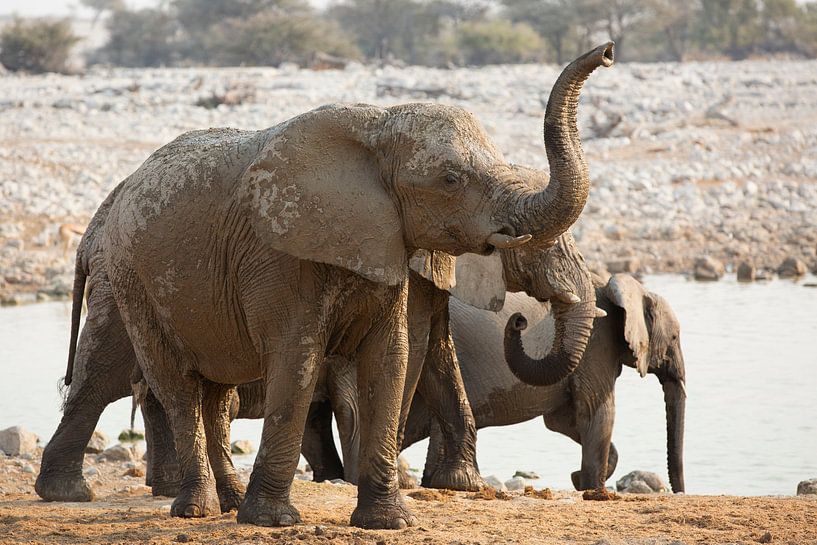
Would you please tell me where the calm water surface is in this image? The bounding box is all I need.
[1,275,815,495]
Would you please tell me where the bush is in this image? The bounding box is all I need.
[453,19,545,65]
[0,18,80,73]
[202,12,361,66]
[95,8,179,67]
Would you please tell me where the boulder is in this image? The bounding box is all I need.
[85,430,109,454]
[607,257,640,274]
[0,426,39,457]
[513,470,540,480]
[736,261,756,282]
[777,257,807,278]
[484,475,507,492]
[693,256,724,281]
[397,456,417,489]
[230,439,254,454]
[504,476,526,491]
[797,478,817,495]
[101,444,133,462]
[616,470,669,494]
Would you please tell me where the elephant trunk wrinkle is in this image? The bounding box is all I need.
[662,377,686,493]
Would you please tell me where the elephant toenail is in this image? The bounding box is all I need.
[279,514,294,526]
[392,518,408,529]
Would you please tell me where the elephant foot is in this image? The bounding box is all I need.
[35,471,94,502]
[422,463,485,492]
[571,470,582,491]
[350,496,417,530]
[236,495,301,527]
[169,482,220,518]
[217,479,246,513]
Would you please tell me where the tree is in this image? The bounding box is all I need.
[96,8,179,67]
[693,0,762,58]
[79,0,125,27]
[502,0,578,63]
[0,18,80,73]
[454,18,545,65]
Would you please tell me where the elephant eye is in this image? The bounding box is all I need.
[443,172,461,188]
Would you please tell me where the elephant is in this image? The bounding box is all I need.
[409,273,686,493]
[37,44,612,527]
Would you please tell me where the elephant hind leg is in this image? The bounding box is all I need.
[301,399,344,483]
[142,387,180,497]
[202,382,245,512]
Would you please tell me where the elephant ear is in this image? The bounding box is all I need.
[604,273,649,377]
[448,251,506,312]
[238,104,406,285]
[409,250,456,291]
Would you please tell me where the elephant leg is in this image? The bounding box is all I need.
[349,299,416,530]
[301,399,344,483]
[202,382,245,512]
[576,394,616,491]
[35,279,133,502]
[420,418,446,487]
[142,387,181,497]
[328,356,360,484]
[413,303,484,491]
[236,338,325,527]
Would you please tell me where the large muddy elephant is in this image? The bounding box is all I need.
[37,44,612,526]
[411,273,687,493]
[66,42,613,530]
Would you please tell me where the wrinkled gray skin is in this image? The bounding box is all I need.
[411,273,686,493]
[36,44,614,527]
[96,71,616,529]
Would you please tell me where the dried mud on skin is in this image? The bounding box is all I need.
[1,461,816,545]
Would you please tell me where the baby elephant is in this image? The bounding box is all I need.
[403,273,686,493]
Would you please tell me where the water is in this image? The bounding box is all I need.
[1,274,815,495]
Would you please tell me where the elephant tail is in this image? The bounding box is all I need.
[64,260,87,387]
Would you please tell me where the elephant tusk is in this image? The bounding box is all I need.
[678,379,688,398]
[563,292,581,304]
[487,232,532,249]
[594,307,607,318]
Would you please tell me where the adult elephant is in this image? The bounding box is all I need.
[98,42,614,530]
[406,273,686,493]
[36,43,615,526]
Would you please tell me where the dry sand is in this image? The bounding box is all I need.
[2,453,815,545]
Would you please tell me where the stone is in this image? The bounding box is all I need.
[616,470,669,493]
[777,256,807,278]
[230,439,253,454]
[736,261,756,282]
[84,466,99,476]
[607,257,640,274]
[21,464,35,474]
[101,444,134,462]
[174,533,191,543]
[0,426,39,457]
[513,470,540,480]
[484,475,507,492]
[797,478,817,495]
[85,430,109,454]
[693,256,724,281]
[758,531,773,543]
[398,455,417,489]
[504,476,526,491]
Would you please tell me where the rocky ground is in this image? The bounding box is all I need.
[2,448,816,545]
[2,59,817,303]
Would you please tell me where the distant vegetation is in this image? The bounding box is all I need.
[1,0,817,71]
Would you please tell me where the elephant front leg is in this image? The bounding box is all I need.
[237,344,324,527]
[202,382,245,512]
[350,300,417,529]
[142,387,181,497]
[575,394,615,491]
[414,306,484,491]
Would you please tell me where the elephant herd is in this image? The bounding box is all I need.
[34,41,686,530]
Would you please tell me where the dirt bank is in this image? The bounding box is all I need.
[2,453,815,545]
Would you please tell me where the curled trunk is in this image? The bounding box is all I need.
[662,378,686,493]
[503,299,596,386]
[515,42,614,241]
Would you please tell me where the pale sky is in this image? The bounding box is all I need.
[0,0,330,17]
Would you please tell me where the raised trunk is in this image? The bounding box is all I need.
[662,379,686,493]
[515,42,614,241]
[503,298,596,386]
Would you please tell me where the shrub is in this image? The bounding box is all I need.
[202,11,361,66]
[0,18,80,73]
[95,8,179,67]
[453,19,545,65]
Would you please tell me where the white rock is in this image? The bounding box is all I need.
[483,475,507,492]
[0,426,39,457]
[504,476,526,491]
[100,444,133,462]
[85,430,109,454]
[230,439,254,454]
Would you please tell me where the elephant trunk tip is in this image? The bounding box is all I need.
[599,42,615,67]
[509,312,528,332]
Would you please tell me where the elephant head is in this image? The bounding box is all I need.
[240,42,613,288]
[604,274,686,493]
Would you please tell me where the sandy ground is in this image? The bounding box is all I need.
[2,453,815,545]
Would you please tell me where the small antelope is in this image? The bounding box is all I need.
[58,223,86,258]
